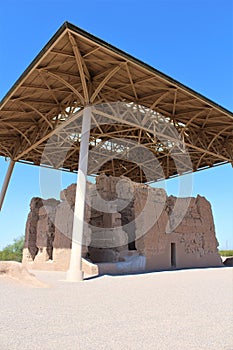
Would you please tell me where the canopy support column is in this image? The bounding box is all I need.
[66,106,92,282]
[0,160,15,211]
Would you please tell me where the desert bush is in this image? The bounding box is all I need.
[0,236,24,262]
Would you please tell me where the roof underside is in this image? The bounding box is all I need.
[0,22,232,183]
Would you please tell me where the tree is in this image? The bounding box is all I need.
[0,236,25,262]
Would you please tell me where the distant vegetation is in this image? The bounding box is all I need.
[0,237,232,261]
[0,236,24,262]
[219,250,233,257]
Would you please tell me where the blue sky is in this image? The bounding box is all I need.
[0,0,232,249]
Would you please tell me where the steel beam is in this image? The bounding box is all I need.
[0,160,15,211]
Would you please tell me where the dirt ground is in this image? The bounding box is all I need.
[0,266,232,350]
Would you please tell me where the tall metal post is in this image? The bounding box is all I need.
[66,106,92,282]
[0,160,15,211]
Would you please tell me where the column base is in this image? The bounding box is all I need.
[66,268,84,282]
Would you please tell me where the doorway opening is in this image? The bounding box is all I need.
[171,243,176,268]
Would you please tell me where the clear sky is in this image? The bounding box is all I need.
[0,0,232,249]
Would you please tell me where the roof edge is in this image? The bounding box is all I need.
[1,21,232,117]
[65,22,233,116]
[0,22,69,108]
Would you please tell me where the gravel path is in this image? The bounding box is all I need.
[0,267,232,350]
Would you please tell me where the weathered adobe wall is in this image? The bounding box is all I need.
[23,183,92,271]
[23,198,59,264]
[22,175,222,272]
[134,188,222,271]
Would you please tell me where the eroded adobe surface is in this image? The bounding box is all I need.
[23,175,222,272]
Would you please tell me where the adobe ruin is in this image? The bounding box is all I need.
[22,175,222,274]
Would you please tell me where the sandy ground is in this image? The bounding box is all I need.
[0,267,232,350]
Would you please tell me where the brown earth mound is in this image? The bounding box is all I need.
[0,261,47,287]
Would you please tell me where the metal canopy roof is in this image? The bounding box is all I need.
[0,21,232,182]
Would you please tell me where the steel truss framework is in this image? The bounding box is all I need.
[0,22,232,183]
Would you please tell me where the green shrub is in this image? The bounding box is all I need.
[219,250,233,257]
[0,236,25,262]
